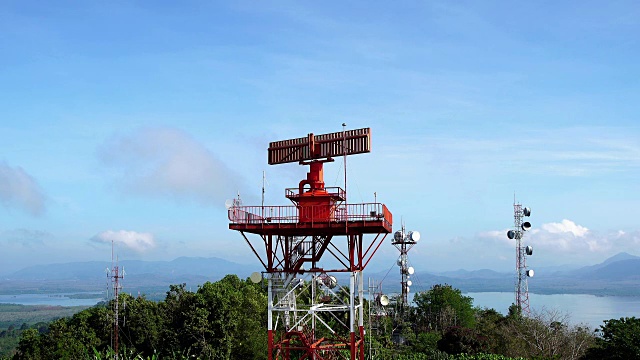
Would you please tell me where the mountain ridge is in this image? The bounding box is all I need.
[2,252,639,296]
[4,257,255,281]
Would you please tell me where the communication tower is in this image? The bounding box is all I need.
[507,200,533,315]
[228,127,392,360]
[107,242,124,360]
[391,225,420,310]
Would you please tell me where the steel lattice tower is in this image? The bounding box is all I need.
[391,226,420,310]
[107,243,124,360]
[228,127,392,360]
[508,201,533,316]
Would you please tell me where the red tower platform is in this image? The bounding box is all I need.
[229,127,392,360]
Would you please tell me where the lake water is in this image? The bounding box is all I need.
[0,293,104,307]
[467,292,640,330]
[2,291,639,330]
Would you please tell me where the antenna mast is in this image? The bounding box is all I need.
[507,199,534,315]
[108,240,124,360]
[262,171,266,208]
[392,225,420,310]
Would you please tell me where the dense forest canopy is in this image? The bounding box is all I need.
[1,276,638,360]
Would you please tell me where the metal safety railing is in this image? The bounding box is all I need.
[228,203,391,227]
[285,187,346,200]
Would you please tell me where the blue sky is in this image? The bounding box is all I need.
[1,1,639,276]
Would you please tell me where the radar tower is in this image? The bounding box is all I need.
[228,127,392,360]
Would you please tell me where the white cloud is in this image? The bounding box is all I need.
[91,230,156,253]
[98,127,246,205]
[479,230,504,239]
[541,219,589,237]
[480,219,640,257]
[0,162,46,216]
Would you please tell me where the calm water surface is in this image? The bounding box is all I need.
[0,293,103,307]
[3,291,640,330]
[468,292,640,329]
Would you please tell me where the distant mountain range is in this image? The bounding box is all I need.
[370,252,640,296]
[5,257,253,282]
[2,252,640,297]
[0,257,255,298]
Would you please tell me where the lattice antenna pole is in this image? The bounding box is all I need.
[343,123,348,234]
[342,123,347,201]
[391,225,420,310]
[508,200,533,316]
[108,240,124,360]
[515,203,525,314]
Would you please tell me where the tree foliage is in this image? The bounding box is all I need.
[414,284,475,332]
[12,275,267,360]
[583,316,640,360]
[6,280,611,360]
[438,326,490,355]
[497,307,594,360]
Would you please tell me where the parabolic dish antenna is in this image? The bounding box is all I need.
[377,294,390,306]
[525,245,533,256]
[323,275,338,289]
[225,199,235,209]
[407,266,415,275]
[407,231,420,242]
[250,272,262,284]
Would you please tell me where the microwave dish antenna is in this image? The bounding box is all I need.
[224,199,235,209]
[250,271,262,284]
[377,294,389,306]
[323,275,338,289]
[526,269,535,277]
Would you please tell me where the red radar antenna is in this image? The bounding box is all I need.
[229,127,392,360]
